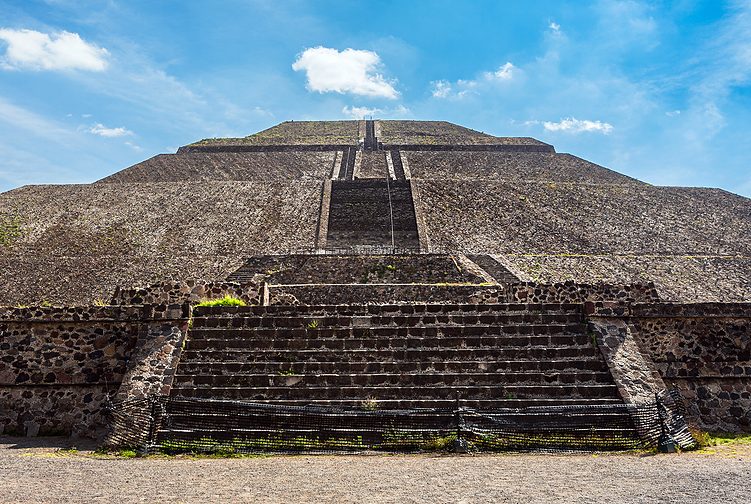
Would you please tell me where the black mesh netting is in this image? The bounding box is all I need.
[104,390,696,454]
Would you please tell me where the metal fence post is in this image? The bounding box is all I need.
[655,393,677,453]
[453,392,468,453]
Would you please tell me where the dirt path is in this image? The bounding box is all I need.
[1,437,750,503]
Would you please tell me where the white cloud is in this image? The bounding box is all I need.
[342,106,382,119]
[490,62,515,80]
[391,104,411,117]
[431,80,452,98]
[542,117,614,134]
[549,21,561,33]
[292,47,398,99]
[341,104,411,119]
[88,123,133,137]
[0,96,75,143]
[432,62,517,100]
[0,28,108,71]
[665,110,681,117]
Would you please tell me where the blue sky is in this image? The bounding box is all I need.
[0,0,750,196]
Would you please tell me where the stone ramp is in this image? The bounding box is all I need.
[467,254,520,283]
[170,303,625,409]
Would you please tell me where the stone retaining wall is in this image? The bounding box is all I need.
[508,281,659,304]
[267,281,659,306]
[629,303,751,432]
[0,304,189,437]
[111,280,262,306]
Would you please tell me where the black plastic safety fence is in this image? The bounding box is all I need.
[103,390,696,455]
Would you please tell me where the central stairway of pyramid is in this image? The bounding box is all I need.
[326,180,420,250]
[170,302,623,409]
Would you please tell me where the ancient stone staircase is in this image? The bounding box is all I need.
[326,180,420,250]
[170,303,624,409]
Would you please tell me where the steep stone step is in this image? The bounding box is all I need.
[179,346,602,362]
[173,371,615,388]
[184,334,594,352]
[170,384,621,401]
[177,358,610,375]
[191,323,586,341]
[193,302,583,317]
[390,150,405,179]
[325,179,419,249]
[190,313,584,329]
[161,404,632,430]
[161,397,624,409]
[187,325,589,341]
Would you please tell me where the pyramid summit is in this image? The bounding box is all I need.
[0,119,748,305]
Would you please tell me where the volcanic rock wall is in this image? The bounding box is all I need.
[632,303,751,432]
[0,305,189,437]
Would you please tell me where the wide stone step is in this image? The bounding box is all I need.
[161,407,633,431]
[193,303,584,317]
[173,372,615,388]
[169,384,621,400]
[188,324,587,339]
[177,358,610,375]
[190,313,583,329]
[179,346,601,362]
[167,397,625,409]
[185,334,593,352]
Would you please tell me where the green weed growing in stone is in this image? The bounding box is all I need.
[694,431,751,448]
[195,295,247,307]
[361,398,379,411]
[306,319,319,329]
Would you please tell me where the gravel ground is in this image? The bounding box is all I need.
[1,436,750,503]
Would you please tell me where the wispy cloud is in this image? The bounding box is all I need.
[543,117,614,134]
[88,123,133,137]
[0,96,75,143]
[431,62,517,100]
[342,106,381,119]
[0,28,108,71]
[342,104,411,119]
[292,47,398,99]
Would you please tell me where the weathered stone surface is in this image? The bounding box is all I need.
[0,304,190,437]
[98,151,336,183]
[111,280,263,306]
[629,305,751,431]
[406,151,641,184]
[589,318,666,404]
[228,254,485,285]
[378,121,549,146]
[0,181,322,305]
[188,120,361,147]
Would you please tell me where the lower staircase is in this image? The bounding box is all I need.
[172,303,620,408]
[152,303,642,452]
